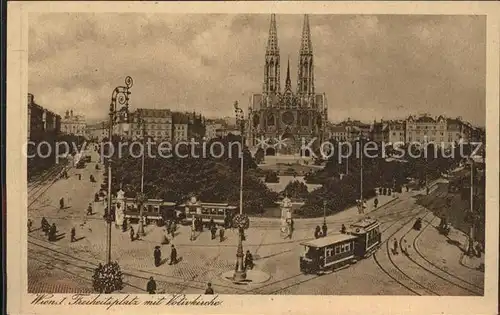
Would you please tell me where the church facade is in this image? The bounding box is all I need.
[247,14,328,156]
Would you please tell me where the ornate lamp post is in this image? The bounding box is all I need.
[357,133,368,214]
[106,76,133,264]
[136,113,147,236]
[233,101,250,282]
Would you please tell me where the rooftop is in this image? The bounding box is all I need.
[300,234,358,248]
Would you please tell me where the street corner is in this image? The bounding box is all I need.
[460,254,485,272]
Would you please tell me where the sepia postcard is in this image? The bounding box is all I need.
[6,1,500,315]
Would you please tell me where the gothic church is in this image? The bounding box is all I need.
[248,14,328,155]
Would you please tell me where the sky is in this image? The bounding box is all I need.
[28,13,486,126]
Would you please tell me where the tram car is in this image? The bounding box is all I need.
[123,198,178,225]
[300,218,381,274]
[179,197,237,227]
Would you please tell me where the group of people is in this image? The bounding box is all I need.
[153,244,177,267]
[190,217,226,243]
[40,217,58,241]
[146,277,215,295]
[314,223,329,239]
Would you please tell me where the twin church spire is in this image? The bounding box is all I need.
[263,14,314,96]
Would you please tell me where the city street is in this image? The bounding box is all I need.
[27,148,484,295]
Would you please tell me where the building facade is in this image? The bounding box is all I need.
[28,93,61,141]
[130,108,173,142]
[247,14,328,156]
[61,110,86,137]
[405,114,447,145]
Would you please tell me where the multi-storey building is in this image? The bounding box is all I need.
[328,125,349,142]
[130,108,173,142]
[61,110,86,137]
[28,93,61,141]
[405,114,447,145]
[27,93,62,175]
[247,14,328,156]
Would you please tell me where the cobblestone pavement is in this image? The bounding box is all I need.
[27,153,483,295]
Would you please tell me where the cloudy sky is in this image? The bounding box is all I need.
[28,13,486,126]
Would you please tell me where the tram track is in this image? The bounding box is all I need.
[372,188,482,296]
[28,162,71,210]
[28,236,247,294]
[249,201,419,295]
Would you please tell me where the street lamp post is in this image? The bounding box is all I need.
[358,134,365,214]
[466,158,475,257]
[137,114,147,236]
[233,101,249,282]
[105,76,133,265]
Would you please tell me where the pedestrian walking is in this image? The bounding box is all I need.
[78,174,82,180]
[219,226,225,242]
[340,224,346,234]
[393,238,398,255]
[130,226,135,242]
[314,226,321,239]
[27,219,33,233]
[41,217,49,235]
[147,277,157,294]
[211,224,217,240]
[244,250,254,270]
[374,198,378,208]
[154,246,162,267]
[170,221,176,239]
[322,222,328,237]
[169,245,177,265]
[48,223,57,242]
[122,219,128,232]
[87,203,93,215]
[69,227,76,242]
[59,197,65,209]
[205,282,214,294]
[402,240,409,256]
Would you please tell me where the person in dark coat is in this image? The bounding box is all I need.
[169,245,177,265]
[27,219,33,233]
[94,193,99,202]
[130,226,135,242]
[48,223,57,241]
[154,246,162,267]
[70,227,76,242]
[244,250,254,270]
[321,222,328,237]
[209,218,215,228]
[393,239,398,255]
[314,226,321,239]
[41,217,49,235]
[87,203,93,215]
[59,197,65,209]
[374,198,379,208]
[219,227,225,242]
[146,277,157,294]
[205,282,214,294]
[341,224,347,234]
[210,224,217,240]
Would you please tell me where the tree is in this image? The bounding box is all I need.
[282,181,309,200]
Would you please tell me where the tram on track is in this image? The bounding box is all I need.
[300,218,381,274]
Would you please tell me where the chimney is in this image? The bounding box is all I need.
[27,93,34,105]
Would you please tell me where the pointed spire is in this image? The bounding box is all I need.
[300,14,312,54]
[285,56,292,91]
[266,14,279,54]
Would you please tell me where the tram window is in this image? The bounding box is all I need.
[218,209,225,215]
[335,246,340,254]
[147,205,153,212]
[326,247,333,257]
[202,208,209,215]
[210,208,217,215]
[345,244,350,252]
